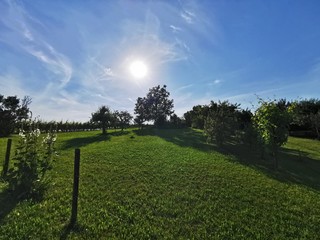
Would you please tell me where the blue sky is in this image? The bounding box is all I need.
[1,0,319,121]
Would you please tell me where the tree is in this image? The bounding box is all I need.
[310,112,320,139]
[204,101,239,146]
[91,106,113,134]
[134,85,174,127]
[115,110,133,131]
[291,98,320,139]
[0,95,31,137]
[253,99,292,169]
[169,113,183,128]
[184,105,210,129]
[134,97,148,128]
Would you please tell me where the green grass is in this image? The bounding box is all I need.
[1,128,320,239]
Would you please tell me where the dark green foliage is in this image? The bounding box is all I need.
[204,101,239,146]
[29,120,99,133]
[134,85,174,127]
[169,113,184,128]
[115,110,133,131]
[134,97,148,128]
[236,109,253,130]
[291,98,320,139]
[90,106,113,134]
[184,105,209,129]
[0,95,31,137]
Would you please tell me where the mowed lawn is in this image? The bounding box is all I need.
[1,128,320,239]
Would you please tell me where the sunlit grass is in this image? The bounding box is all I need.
[1,129,320,239]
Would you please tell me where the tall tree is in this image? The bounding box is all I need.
[90,106,113,134]
[134,97,148,128]
[115,110,133,131]
[134,85,174,127]
[0,95,31,137]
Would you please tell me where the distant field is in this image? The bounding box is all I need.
[1,128,320,239]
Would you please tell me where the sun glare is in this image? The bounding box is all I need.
[129,60,148,79]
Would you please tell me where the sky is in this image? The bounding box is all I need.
[0,0,320,122]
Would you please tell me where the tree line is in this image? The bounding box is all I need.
[0,94,133,135]
[184,98,320,139]
[1,87,319,147]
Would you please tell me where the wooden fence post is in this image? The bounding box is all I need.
[2,139,12,178]
[70,148,80,226]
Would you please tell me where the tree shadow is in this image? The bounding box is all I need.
[135,128,320,191]
[60,131,130,150]
[0,185,45,223]
[221,140,320,191]
[134,128,212,152]
[60,222,87,240]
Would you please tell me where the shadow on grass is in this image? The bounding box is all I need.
[134,128,212,152]
[61,131,130,150]
[0,187,19,223]
[60,222,87,240]
[0,184,45,223]
[221,141,320,191]
[135,127,320,191]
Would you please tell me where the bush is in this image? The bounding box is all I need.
[6,124,57,198]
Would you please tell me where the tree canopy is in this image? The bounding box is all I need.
[0,95,31,137]
[204,101,239,146]
[115,110,133,131]
[253,99,292,169]
[134,85,174,127]
[90,106,113,134]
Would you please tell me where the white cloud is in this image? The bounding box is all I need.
[25,46,72,87]
[181,10,195,24]
[0,0,72,89]
[207,79,222,86]
[175,84,193,92]
[170,25,182,33]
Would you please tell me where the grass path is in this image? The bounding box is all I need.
[1,128,320,239]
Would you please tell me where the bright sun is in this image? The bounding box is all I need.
[129,60,148,78]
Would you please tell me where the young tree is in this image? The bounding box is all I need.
[115,110,133,131]
[91,106,113,134]
[0,95,31,137]
[253,99,292,169]
[134,97,148,128]
[204,101,239,146]
[134,85,174,127]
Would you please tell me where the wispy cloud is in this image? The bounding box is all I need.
[170,25,182,33]
[0,74,27,97]
[181,10,196,24]
[25,45,72,87]
[175,84,194,92]
[0,0,72,89]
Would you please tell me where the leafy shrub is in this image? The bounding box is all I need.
[6,124,57,198]
[204,101,238,146]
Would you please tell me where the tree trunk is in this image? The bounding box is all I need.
[102,125,106,135]
[273,149,278,170]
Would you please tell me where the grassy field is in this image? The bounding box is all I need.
[1,128,320,239]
